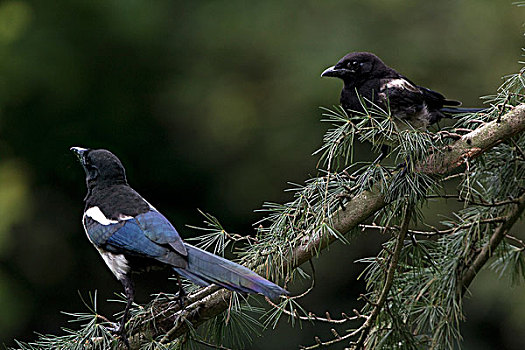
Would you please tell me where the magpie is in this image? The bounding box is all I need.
[321,52,484,158]
[71,147,288,343]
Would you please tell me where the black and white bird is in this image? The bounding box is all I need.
[321,52,483,156]
[71,147,288,344]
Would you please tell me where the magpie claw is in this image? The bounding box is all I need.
[176,288,187,308]
[106,321,130,349]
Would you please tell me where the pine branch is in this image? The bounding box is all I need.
[293,104,525,268]
[121,104,525,349]
[359,217,508,237]
[460,191,525,295]
[353,205,412,349]
[265,297,359,325]
[418,104,525,174]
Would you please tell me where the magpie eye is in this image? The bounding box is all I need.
[347,61,360,70]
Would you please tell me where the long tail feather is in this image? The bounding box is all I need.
[173,243,288,299]
[440,107,487,114]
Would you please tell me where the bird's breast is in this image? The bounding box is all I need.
[97,249,130,281]
[400,104,431,130]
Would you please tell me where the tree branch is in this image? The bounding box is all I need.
[420,104,525,174]
[460,191,525,295]
[125,104,525,348]
[353,206,412,349]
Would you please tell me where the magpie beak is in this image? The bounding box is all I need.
[70,146,89,163]
[321,65,349,78]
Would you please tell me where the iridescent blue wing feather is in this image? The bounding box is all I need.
[135,211,186,256]
[83,211,187,267]
[83,216,124,247]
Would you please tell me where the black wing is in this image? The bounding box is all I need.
[418,85,461,109]
[378,77,427,118]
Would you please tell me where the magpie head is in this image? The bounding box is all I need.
[321,52,386,85]
[70,147,127,189]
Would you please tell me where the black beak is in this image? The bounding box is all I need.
[70,146,88,161]
[321,65,340,78]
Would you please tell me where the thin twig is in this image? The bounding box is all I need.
[442,173,464,182]
[192,338,234,350]
[299,207,413,350]
[223,231,260,244]
[353,205,413,349]
[359,217,507,237]
[510,138,525,160]
[460,192,525,295]
[436,130,462,140]
[266,297,358,324]
[454,128,475,134]
[505,234,525,250]
[425,194,520,207]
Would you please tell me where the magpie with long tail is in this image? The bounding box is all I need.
[321,52,484,160]
[71,147,288,345]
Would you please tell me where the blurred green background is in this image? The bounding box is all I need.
[0,0,524,348]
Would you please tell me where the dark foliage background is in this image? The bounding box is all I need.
[0,1,524,348]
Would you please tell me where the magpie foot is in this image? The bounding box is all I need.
[175,275,187,309]
[105,322,120,333]
[176,287,187,309]
[106,321,130,349]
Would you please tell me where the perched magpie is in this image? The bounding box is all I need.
[321,52,483,157]
[71,147,288,343]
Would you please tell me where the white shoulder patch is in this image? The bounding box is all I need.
[118,214,134,221]
[384,78,418,92]
[97,249,130,280]
[85,206,118,225]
